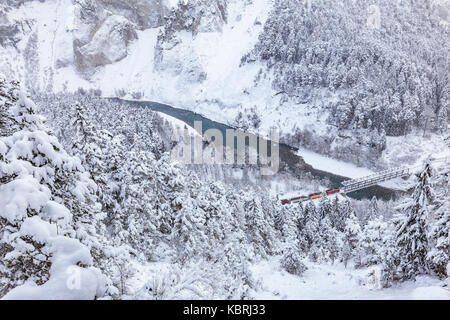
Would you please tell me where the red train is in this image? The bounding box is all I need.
[326,189,340,195]
[281,189,340,204]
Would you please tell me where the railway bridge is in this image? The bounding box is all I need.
[280,158,447,205]
[340,166,411,194]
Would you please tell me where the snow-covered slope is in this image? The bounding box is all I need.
[0,0,273,133]
[252,256,450,300]
[1,0,271,106]
[1,0,448,172]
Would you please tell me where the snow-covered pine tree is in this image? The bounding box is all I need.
[293,201,305,227]
[14,88,109,275]
[336,199,353,232]
[161,166,210,265]
[152,154,188,235]
[221,238,255,299]
[195,182,257,298]
[0,77,107,298]
[427,159,450,278]
[210,186,258,299]
[318,197,339,263]
[274,203,288,237]
[365,196,379,225]
[319,216,340,264]
[318,196,333,220]
[292,203,309,252]
[341,205,362,268]
[281,244,307,276]
[379,228,398,288]
[196,182,229,258]
[147,112,167,159]
[427,207,449,278]
[71,102,109,207]
[280,203,307,275]
[328,196,342,230]
[274,203,300,242]
[303,202,322,262]
[171,195,208,264]
[100,134,126,238]
[0,76,18,137]
[358,213,388,268]
[260,197,282,255]
[243,191,276,258]
[394,160,434,280]
[120,150,159,261]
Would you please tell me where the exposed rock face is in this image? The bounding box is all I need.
[70,0,171,76]
[0,4,31,47]
[154,37,207,83]
[162,0,228,37]
[3,0,229,80]
[0,18,18,47]
[75,15,137,73]
[97,0,169,30]
[154,0,228,83]
[3,0,42,8]
[195,0,228,33]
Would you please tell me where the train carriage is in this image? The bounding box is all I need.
[326,189,340,195]
[309,192,323,200]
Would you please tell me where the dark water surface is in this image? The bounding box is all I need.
[112,98,403,201]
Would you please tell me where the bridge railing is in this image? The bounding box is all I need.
[342,167,409,186]
[281,165,420,204]
[341,166,411,193]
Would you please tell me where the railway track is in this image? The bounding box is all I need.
[280,157,447,205]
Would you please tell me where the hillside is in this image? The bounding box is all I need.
[0,0,448,170]
[0,0,449,301]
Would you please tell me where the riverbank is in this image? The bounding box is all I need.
[298,148,414,192]
[115,98,406,201]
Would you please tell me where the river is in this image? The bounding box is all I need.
[111,98,403,201]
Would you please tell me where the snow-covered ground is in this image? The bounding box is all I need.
[383,132,450,170]
[123,257,450,300]
[2,0,449,302]
[2,0,274,121]
[251,257,450,300]
[124,259,222,300]
[3,0,448,182]
[299,148,375,179]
